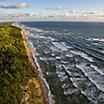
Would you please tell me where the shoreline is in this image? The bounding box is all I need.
[29,41,55,104]
[19,25,55,104]
[21,29,49,104]
[12,22,55,104]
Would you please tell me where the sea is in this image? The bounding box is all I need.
[20,21,104,104]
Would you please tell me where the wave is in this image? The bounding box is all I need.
[56,64,96,103]
[87,38,104,42]
[62,63,104,103]
[76,64,104,92]
[70,50,94,62]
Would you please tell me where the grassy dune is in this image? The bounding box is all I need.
[0,23,44,104]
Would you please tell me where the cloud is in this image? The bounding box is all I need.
[81,11,104,20]
[1,8,104,21]
[65,10,104,20]
[46,6,69,11]
[0,12,37,21]
[0,2,29,9]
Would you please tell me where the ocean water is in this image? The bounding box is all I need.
[21,21,104,104]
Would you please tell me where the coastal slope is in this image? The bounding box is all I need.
[0,23,44,104]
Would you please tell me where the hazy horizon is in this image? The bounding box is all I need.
[0,0,104,21]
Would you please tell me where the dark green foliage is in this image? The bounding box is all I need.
[0,23,36,104]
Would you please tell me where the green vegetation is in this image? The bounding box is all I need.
[0,23,44,104]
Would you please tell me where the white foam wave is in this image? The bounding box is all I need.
[64,66,101,104]
[76,64,104,92]
[71,50,93,62]
[52,42,68,51]
[90,65,104,75]
[70,77,96,104]
[87,38,104,42]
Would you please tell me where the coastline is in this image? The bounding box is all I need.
[12,22,55,104]
[20,26,55,104]
[21,29,49,104]
[29,41,55,104]
[0,23,47,103]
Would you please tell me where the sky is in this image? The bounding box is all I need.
[0,0,104,21]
